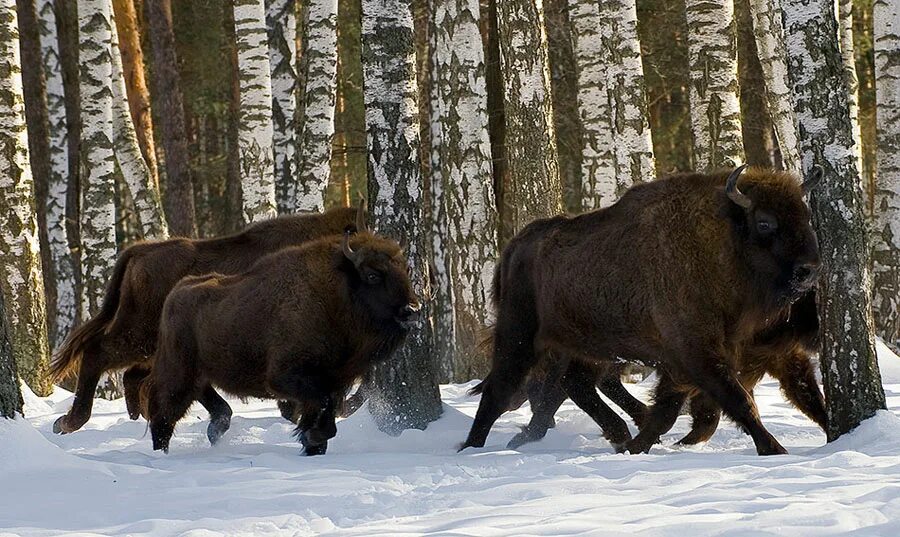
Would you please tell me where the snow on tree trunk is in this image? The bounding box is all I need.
[234,0,278,223]
[0,293,23,419]
[265,0,298,214]
[293,0,338,212]
[496,0,563,229]
[783,0,886,441]
[0,0,52,396]
[431,0,499,381]
[683,0,744,170]
[37,0,76,350]
[361,0,442,434]
[110,18,168,240]
[837,0,864,179]
[747,0,801,172]
[873,0,900,347]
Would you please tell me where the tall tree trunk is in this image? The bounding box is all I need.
[110,18,168,239]
[294,0,339,212]
[837,0,864,178]
[783,0,885,441]
[265,0,298,214]
[747,0,801,172]
[145,0,196,237]
[873,0,900,348]
[0,0,52,396]
[683,0,744,170]
[111,0,159,187]
[361,0,442,434]
[37,0,76,350]
[234,0,277,223]
[0,294,23,418]
[496,0,562,230]
[431,0,499,382]
[734,0,775,168]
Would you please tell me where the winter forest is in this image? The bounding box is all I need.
[2,0,900,534]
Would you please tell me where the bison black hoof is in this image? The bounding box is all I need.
[152,439,170,453]
[207,415,232,446]
[301,443,328,456]
[757,442,788,456]
[52,415,73,435]
[507,433,530,450]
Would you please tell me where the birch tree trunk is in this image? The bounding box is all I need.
[496,0,562,230]
[265,0,297,214]
[873,0,900,347]
[683,0,744,170]
[0,293,23,418]
[431,0,499,381]
[748,0,801,172]
[837,0,864,178]
[294,0,339,212]
[783,0,885,441]
[361,0,442,434]
[234,0,278,223]
[1,0,52,396]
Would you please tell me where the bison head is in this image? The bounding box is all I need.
[342,231,420,330]
[725,165,822,304]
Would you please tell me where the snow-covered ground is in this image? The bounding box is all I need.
[3,343,900,536]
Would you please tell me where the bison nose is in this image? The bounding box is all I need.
[396,303,421,327]
[793,263,818,287]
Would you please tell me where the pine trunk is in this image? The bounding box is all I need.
[234,0,278,223]
[783,0,886,441]
[873,0,900,347]
[747,0,801,172]
[0,293,23,419]
[361,0,442,434]
[294,0,339,212]
[683,0,744,170]
[496,0,562,230]
[837,0,864,178]
[265,0,298,214]
[0,0,52,396]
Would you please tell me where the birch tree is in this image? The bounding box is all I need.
[497,0,563,230]
[37,0,76,349]
[748,0,801,172]
[0,294,22,419]
[783,0,885,440]
[361,0,442,434]
[431,0,499,381]
[234,0,278,223]
[265,0,297,213]
[0,0,52,396]
[683,0,744,170]
[293,0,339,212]
[873,0,900,347]
[837,0,864,178]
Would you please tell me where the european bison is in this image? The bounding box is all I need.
[48,206,361,435]
[146,230,419,455]
[460,165,822,456]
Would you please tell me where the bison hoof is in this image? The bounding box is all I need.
[507,433,530,450]
[52,415,80,435]
[152,438,170,453]
[301,443,328,456]
[207,415,232,446]
[757,442,788,456]
[624,437,655,455]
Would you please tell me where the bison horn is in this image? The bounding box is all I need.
[802,165,823,194]
[342,231,359,264]
[356,195,369,234]
[725,164,752,209]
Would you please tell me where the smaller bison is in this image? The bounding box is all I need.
[146,230,419,455]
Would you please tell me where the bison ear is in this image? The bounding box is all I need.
[356,195,369,234]
[801,165,823,194]
[725,164,752,210]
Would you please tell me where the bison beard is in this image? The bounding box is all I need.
[48,206,362,435]
[146,231,419,455]
[461,166,823,456]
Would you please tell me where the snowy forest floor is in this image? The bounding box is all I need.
[3,343,900,536]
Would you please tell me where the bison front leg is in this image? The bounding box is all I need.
[199,385,234,446]
[768,351,827,431]
[676,393,721,445]
[293,396,338,456]
[624,372,686,454]
[597,368,649,428]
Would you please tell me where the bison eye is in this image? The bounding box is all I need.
[756,220,777,235]
[365,272,382,285]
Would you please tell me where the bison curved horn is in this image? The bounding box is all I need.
[802,165,823,194]
[342,231,360,264]
[356,195,369,234]
[725,164,752,209]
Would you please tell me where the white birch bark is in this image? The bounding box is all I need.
[748,0,801,172]
[837,0,864,178]
[37,0,76,349]
[294,0,338,212]
[873,0,900,346]
[683,0,744,170]
[265,0,298,214]
[0,0,52,396]
[234,0,278,223]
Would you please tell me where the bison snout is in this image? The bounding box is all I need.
[395,302,421,328]
[792,262,819,290]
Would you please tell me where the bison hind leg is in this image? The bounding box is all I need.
[199,385,234,446]
[676,393,721,446]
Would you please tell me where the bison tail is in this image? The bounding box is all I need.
[137,373,154,421]
[48,249,134,384]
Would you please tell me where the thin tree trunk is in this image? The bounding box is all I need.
[735,0,775,168]
[683,0,744,170]
[294,0,338,212]
[234,0,278,223]
[265,0,298,214]
[783,0,886,441]
[748,0,801,172]
[873,0,900,347]
[837,0,864,178]
[145,0,197,237]
[0,293,23,418]
[361,0,442,434]
[0,0,52,396]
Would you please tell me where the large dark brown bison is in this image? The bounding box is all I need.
[460,165,822,456]
[48,207,361,435]
[146,230,419,455]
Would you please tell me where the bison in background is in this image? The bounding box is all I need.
[461,165,823,456]
[146,230,419,455]
[49,206,362,436]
